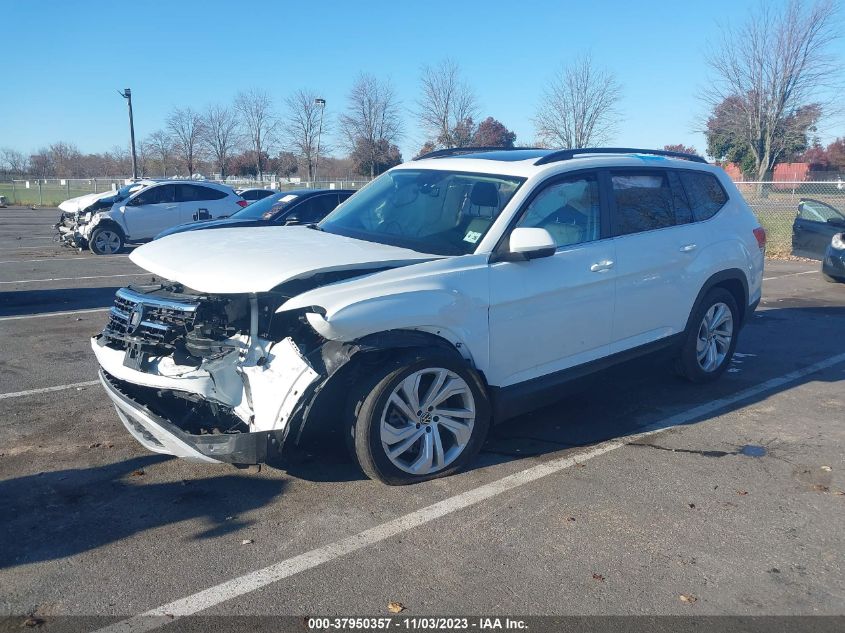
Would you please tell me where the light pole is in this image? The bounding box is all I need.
[314,98,326,184]
[118,88,138,180]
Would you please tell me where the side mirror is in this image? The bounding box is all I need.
[507,227,556,260]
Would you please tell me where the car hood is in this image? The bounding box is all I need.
[155,217,269,240]
[130,225,437,294]
[58,190,116,213]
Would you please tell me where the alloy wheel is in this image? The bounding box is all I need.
[379,368,476,475]
[696,302,734,372]
[94,230,121,254]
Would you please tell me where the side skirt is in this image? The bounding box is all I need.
[489,334,685,423]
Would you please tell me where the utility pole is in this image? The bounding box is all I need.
[314,98,326,184]
[119,88,138,179]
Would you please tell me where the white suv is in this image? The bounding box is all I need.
[70,180,246,254]
[91,148,765,484]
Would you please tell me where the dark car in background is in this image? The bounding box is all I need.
[236,188,277,204]
[791,198,845,259]
[822,232,845,283]
[154,188,355,239]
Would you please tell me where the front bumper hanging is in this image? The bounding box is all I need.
[99,370,275,464]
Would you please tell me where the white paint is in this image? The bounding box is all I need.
[0,273,144,285]
[0,380,99,400]
[94,351,845,633]
[0,307,109,322]
[0,255,129,264]
[763,270,817,281]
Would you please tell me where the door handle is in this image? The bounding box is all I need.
[679,243,697,252]
[590,259,615,272]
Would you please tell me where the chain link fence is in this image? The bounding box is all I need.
[0,177,372,207]
[736,181,845,257]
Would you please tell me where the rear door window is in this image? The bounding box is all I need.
[177,184,227,202]
[679,172,728,221]
[610,171,675,236]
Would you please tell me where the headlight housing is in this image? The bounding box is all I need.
[832,233,845,250]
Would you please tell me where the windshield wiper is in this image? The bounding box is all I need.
[305,223,323,231]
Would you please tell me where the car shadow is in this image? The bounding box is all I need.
[284,304,845,481]
[0,286,121,317]
[0,455,287,569]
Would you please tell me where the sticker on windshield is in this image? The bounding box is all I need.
[463,230,482,244]
[280,194,298,203]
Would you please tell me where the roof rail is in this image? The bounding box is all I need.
[414,146,545,161]
[533,147,707,166]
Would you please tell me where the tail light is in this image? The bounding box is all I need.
[236,199,248,208]
[753,227,766,251]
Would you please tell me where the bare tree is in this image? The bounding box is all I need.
[339,73,403,178]
[417,59,479,148]
[142,130,174,177]
[284,89,330,181]
[1,148,29,176]
[703,0,840,181]
[201,104,241,179]
[235,89,278,180]
[166,107,205,177]
[533,55,621,149]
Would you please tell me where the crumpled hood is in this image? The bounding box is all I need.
[58,190,116,213]
[130,225,437,294]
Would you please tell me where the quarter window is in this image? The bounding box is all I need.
[516,174,600,248]
[610,172,675,236]
[679,172,728,221]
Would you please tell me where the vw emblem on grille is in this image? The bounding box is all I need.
[127,304,145,334]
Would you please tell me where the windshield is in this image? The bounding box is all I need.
[319,169,524,255]
[230,192,297,219]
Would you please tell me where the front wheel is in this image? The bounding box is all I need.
[348,352,490,485]
[676,288,739,383]
[89,226,124,255]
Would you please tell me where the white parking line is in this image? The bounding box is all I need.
[0,255,129,264]
[0,307,110,322]
[0,380,100,400]
[0,273,144,285]
[95,351,845,633]
[763,270,817,281]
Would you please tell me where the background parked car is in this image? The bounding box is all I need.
[70,181,246,254]
[791,198,845,259]
[155,189,354,239]
[236,188,277,204]
[822,232,845,282]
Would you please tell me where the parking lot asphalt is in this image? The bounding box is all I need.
[1,207,843,623]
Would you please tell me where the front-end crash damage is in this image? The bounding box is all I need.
[92,271,425,465]
[55,198,116,249]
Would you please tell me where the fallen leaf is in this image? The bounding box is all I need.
[387,601,405,614]
[88,442,102,449]
[812,484,830,493]
[737,490,748,496]
[130,470,145,477]
[575,463,586,468]
[23,615,44,627]
[566,516,576,522]
[820,465,832,472]
[688,503,696,509]
[679,594,697,604]
[592,573,605,582]
[241,539,253,545]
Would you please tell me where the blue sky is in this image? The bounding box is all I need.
[2,0,843,160]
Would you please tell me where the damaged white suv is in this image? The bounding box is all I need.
[92,148,765,484]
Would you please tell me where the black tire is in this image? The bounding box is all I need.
[676,288,740,383]
[822,272,842,283]
[89,226,124,255]
[346,350,490,485]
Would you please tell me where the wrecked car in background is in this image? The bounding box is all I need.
[57,180,246,254]
[55,180,155,251]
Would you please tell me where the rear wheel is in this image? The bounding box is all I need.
[89,226,124,255]
[676,288,739,383]
[347,352,490,485]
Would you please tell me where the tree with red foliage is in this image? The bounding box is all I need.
[473,117,517,148]
[663,144,699,156]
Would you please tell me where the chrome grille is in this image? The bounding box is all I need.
[105,287,199,346]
